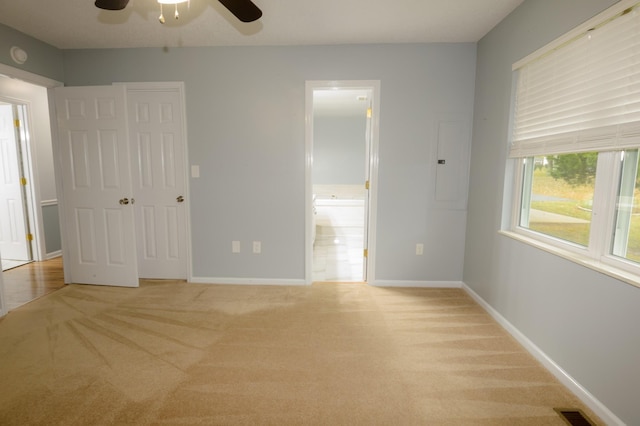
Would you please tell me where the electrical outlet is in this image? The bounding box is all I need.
[253,241,261,254]
[232,240,240,253]
[416,243,424,255]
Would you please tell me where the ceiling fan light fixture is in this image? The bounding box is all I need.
[96,0,261,24]
[157,0,188,24]
[95,0,130,10]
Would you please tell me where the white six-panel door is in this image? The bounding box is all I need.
[54,86,138,287]
[126,86,188,279]
[0,104,30,261]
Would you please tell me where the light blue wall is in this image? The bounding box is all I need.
[2,4,636,422]
[0,23,64,82]
[42,204,61,254]
[313,114,366,185]
[465,0,640,424]
[63,43,477,282]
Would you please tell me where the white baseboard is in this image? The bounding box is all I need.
[371,280,463,288]
[46,251,62,260]
[462,283,624,426]
[189,277,308,286]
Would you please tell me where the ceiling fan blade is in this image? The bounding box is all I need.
[218,0,262,23]
[95,0,130,11]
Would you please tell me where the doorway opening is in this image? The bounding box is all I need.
[0,66,64,316]
[0,101,34,271]
[305,81,380,284]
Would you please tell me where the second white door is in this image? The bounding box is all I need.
[126,85,188,279]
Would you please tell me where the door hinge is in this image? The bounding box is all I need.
[366,108,372,118]
[363,249,368,258]
[26,233,33,241]
[14,119,21,128]
[20,177,27,186]
[365,180,370,190]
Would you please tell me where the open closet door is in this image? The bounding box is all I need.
[54,85,138,287]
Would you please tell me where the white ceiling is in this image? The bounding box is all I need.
[0,0,524,50]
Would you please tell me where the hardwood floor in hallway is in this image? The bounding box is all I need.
[1,257,64,311]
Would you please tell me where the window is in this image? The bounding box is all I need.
[519,153,597,247]
[508,1,640,283]
[612,150,640,263]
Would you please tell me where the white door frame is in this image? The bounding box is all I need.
[0,262,4,317]
[14,104,38,261]
[0,102,32,262]
[0,64,62,315]
[0,97,51,264]
[305,80,381,285]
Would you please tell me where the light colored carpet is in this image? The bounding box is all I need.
[0,281,599,425]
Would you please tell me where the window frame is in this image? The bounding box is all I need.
[510,155,597,259]
[503,0,640,288]
[507,149,640,287]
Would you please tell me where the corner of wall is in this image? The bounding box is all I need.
[461,281,625,426]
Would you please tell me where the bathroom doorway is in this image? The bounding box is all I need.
[305,81,380,284]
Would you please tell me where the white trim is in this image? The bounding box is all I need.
[115,81,184,93]
[500,230,640,290]
[304,80,381,285]
[462,282,625,426]
[0,63,62,89]
[46,250,62,260]
[371,280,463,288]
[49,87,70,284]
[304,82,314,285]
[0,269,5,318]
[21,103,45,262]
[0,99,42,261]
[190,277,307,286]
[512,0,639,70]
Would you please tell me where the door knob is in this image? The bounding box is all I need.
[119,198,129,205]
[177,195,184,203]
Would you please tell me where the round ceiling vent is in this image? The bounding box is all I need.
[10,46,28,65]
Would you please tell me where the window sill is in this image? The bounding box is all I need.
[498,230,640,290]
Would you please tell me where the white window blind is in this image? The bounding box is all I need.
[510,4,640,158]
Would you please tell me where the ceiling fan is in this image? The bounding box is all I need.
[94,0,262,23]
